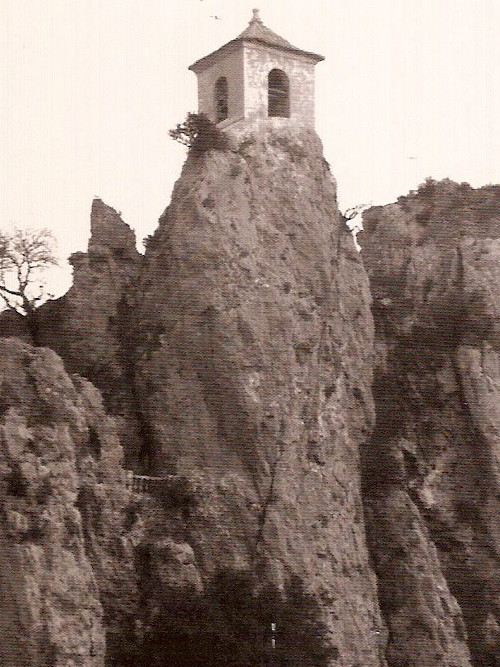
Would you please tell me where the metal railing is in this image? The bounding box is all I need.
[124,470,178,494]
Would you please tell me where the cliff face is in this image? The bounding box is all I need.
[361,179,500,666]
[0,338,137,667]
[129,127,386,666]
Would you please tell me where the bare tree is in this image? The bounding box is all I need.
[0,227,57,342]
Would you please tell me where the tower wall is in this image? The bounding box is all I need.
[243,43,317,127]
[195,46,245,125]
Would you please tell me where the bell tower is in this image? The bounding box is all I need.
[188,10,324,129]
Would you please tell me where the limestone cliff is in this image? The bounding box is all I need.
[0,338,137,667]
[121,126,386,666]
[362,179,500,666]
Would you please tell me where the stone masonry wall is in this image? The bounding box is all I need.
[243,43,317,127]
[194,45,245,125]
[193,42,318,129]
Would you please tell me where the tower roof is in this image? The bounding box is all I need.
[189,9,324,73]
[237,9,300,51]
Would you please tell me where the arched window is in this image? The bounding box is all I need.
[214,77,228,123]
[268,69,290,118]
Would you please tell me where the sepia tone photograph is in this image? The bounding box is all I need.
[1,1,499,665]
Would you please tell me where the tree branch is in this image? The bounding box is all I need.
[0,284,22,298]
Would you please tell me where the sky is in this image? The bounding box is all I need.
[1,0,499,296]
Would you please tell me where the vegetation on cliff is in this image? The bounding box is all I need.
[169,112,229,154]
[0,227,57,344]
[111,568,337,667]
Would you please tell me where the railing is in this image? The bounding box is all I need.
[124,470,178,494]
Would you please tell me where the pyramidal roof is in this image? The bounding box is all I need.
[237,9,299,51]
[189,9,324,72]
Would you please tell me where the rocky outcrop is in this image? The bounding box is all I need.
[37,199,141,377]
[37,199,145,468]
[12,135,500,666]
[362,179,500,666]
[0,338,137,667]
[128,127,386,666]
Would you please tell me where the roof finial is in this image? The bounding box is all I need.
[251,8,262,24]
